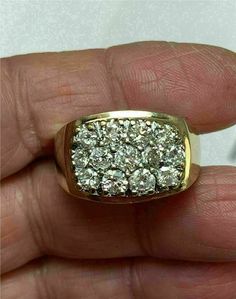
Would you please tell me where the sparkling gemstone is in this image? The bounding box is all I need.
[71,148,89,168]
[129,168,156,195]
[76,168,101,191]
[151,121,162,132]
[114,144,141,173]
[155,166,181,188]
[106,119,121,139]
[127,121,151,149]
[92,121,103,136]
[101,169,128,195]
[99,119,122,149]
[142,146,162,168]
[129,132,150,149]
[74,126,97,148]
[152,123,179,146]
[163,144,185,167]
[89,147,113,172]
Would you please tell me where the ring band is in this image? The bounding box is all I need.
[55,110,200,204]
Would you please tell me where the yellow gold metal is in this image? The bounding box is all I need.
[55,110,200,204]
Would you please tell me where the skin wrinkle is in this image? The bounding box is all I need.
[204,47,236,73]
[107,42,168,66]
[181,170,236,254]
[177,279,236,299]
[32,71,107,105]
[188,49,236,127]
[124,258,145,299]
[132,203,155,258]
[176,263,236,289]
[109,42,205,70]
[2,258,236,299]
[192,47,227,75]
[195,167,236,185]
[35,92,101,104]
[129,258,146,299]
[1,214,19,251]
[193,169,236,217]
[119,50,195,83]
[190,183,201,218]
[186,47,235,124]
[28,62,112,150]
[29,59,96,88]
[194,221,236,255]
[15,63,42,157]
[194,179,219,216]
[116,46,219,124]
[104,47,129,109]
[167,42,193,94]
[165,45,198,113]
[34,166,59,256]
[117,52,185,71]
[171,48,204,98]
[1,142,23,174]
[118,62,173,109]
[57,51,81,117]
[1,63,36,178]
[143,203,157,258]
[0,66,26,171]
[197,189,231,216]
[34,261,52,299]
[1,178,38,273]
[196,243,236,259]
[26,166,53,256]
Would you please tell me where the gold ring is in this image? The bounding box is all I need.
[55,110,200,204]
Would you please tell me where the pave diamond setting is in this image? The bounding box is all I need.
[129,168,156,195]
[101,170,128,195]
[71,118,186,197]
[114,144,141,174]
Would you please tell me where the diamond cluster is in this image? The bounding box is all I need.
[71,119,185,197]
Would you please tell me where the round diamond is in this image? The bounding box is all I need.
[151,121,162,132]
[89,147,113,172]
[74,126,97,148]
[163,144,185,167]
[142,146,162,168]
[71,148,89,168]
[156,166,182,189]
[106,120,121,138]
[76,168,101,191]
[153,123,182,147]
[128,121,151,149]
[102,119,123,149]
[101,170,128,196]
[114,144,141,173]
[129,168,156,195]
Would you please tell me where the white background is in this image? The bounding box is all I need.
[1,0,236,166]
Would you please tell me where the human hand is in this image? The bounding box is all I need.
[1,42,236,298]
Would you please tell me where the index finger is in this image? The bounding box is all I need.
[1,41,236,178]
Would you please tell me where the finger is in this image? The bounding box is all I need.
[2,257,236,299]
[2,161,236,274]
[1,42,236,178]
